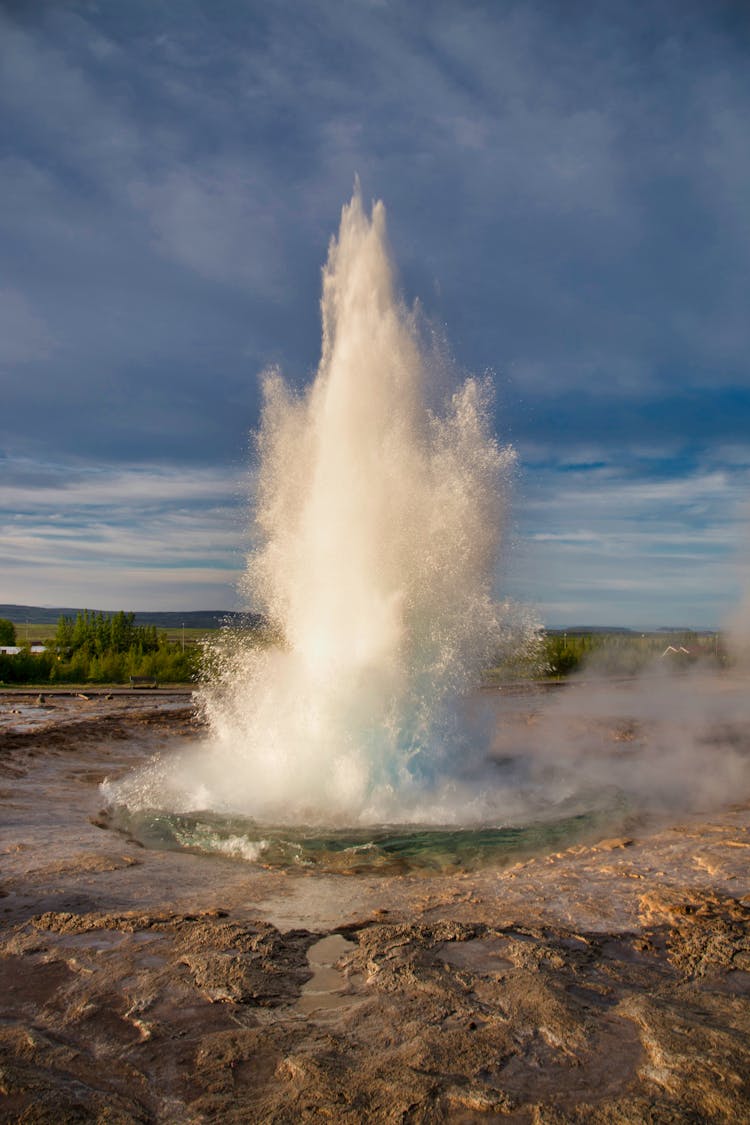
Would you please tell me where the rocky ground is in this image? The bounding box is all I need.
[1,689,749,1122]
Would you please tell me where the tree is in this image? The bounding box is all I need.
[55,615,74,650]
[71,611,90,652]
[0,618,16,645]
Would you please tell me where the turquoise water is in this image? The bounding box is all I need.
[105,800,627,874]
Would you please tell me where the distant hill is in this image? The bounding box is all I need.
[2,606,714,636]
[550,625,634,635]
[0,605,262,630]
[549,624,717,635]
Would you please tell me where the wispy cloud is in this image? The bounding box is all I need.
[129,163,285,290]
[0,458,248,609]
[0,460,247,509]
[507,452,749,626]
[0,288,56,365]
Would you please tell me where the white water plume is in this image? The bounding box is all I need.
[108,188,520,825]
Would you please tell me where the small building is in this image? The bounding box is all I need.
[0,644,48,656]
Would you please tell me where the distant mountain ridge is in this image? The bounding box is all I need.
[0,604,260,630]
[1,605,713,634]
[549,625,634,634]
[552,624,716,635]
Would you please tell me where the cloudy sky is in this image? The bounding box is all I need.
[1,0,749,627]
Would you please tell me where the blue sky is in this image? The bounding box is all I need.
[1,0,749,627]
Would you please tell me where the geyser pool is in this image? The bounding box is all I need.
[102,802,626,875]
[104,188,549,862]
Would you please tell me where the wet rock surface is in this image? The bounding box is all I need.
[1,691,749,1122]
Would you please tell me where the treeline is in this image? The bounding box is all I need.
[485,629,726,682]
[543,630,725,677]
[56,610,160,657]
[0,610,199,685]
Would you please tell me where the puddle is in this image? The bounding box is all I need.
[51,930,163,955]
[438,937,513,973]
[60,931,128,952]
[296,933,357,1015]
[135,953,168,969]
[0,705,55,733]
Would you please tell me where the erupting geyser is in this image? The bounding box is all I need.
[106,188,522,838]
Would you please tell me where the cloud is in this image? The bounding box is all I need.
[0,288,55,365]
[506,450,749,626]
[0,561,238,613]
[0,15,141,191]
[0,459,246,509]
[0,458,248,610]
[129,163,284,289]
